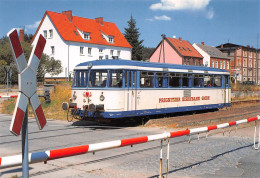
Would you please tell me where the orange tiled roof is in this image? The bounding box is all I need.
[166,37,202,58]
[32,11,132,48]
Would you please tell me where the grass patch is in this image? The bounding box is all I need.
[1,84,71,120]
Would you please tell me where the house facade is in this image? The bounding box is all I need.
[31,10,132,79]
[216,43,260,84]
[150,36,203,66]
[193,42,231,72]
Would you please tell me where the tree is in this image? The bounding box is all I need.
[37,54,63,81]
[124,16,144,61]
[0,34,62,83]
[142,47,155,61]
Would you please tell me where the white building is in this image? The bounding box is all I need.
[31,10,132,79]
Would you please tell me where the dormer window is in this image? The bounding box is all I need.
[83,33,90,40]
[109,36,114,43]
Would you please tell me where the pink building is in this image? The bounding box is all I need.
[150,36,203,66]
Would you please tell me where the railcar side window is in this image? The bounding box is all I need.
[204,75,213,87]
[169,73,181,87]
[213,75,222,87]
[140,72,153,88]
[89,70,108,87]
[182,74,189,87]
[156,73,163,87]
[194,75,204,87]
[109,70,123,88]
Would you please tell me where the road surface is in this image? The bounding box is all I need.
[0,114,259,177]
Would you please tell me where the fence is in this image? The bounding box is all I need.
[0,115,259,177]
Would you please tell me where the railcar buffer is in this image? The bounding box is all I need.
[7,29,47,136]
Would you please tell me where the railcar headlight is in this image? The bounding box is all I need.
[100,94,105,101]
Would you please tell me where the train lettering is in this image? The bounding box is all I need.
[202,96,210,100]
[159,97,181,103]
[159,96,210,103]
[182,97,200,101]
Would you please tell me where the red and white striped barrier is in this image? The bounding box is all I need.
[0,115,259,169]
[0,95,18,98]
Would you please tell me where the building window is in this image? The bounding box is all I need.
[109,37,114,43]
[117,51,121,58]
[51,46,55,55]
[110,50,114,56]
[99,56,103,60]
[215,61,218,68]
[99,49,103,53]
[80,47,84,55]
[83,33,90,40]
[220,61,223,69]
[43,30,47,38]
[223,61,226,69]
[212,60,214,68]
[88,48,92,55]
[227,61,229,69]
[49,29,53,38]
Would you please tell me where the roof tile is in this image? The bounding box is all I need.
[166,37,203,58]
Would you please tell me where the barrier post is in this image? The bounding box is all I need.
[253,119,260,150]
[159,139,163,178]
[22,109,29,177]
[166,138,170,178]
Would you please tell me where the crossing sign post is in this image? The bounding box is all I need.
[7,29,47,177]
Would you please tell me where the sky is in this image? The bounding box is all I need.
[0,0,259,48]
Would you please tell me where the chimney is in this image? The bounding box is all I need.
[201,42,205,45]
[179,37,182,41]
[62,10,73,22]
[19,28,24,42]
[95,17,103,25]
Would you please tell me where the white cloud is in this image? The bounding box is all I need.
[154,15,171,21]
[25,20,40,30]
[206,8,214,19]
[146,15,171,21]
[150,0,211,11]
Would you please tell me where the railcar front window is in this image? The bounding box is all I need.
[89,70,108,87]
[72,71,88,87]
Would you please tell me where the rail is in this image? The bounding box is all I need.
[0,115,259,171]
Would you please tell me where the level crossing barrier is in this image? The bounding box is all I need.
[0,95,18,98]
[0,115,259,177]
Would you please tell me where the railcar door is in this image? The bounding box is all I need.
[224,75,230,105]
[126,71,137,114]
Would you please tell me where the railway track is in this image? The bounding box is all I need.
[145,101,260,128]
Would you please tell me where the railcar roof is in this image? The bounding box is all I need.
[76,59,229,73]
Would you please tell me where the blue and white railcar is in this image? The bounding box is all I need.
[64,59,231,120]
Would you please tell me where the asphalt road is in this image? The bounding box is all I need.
[0,114,259,177]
